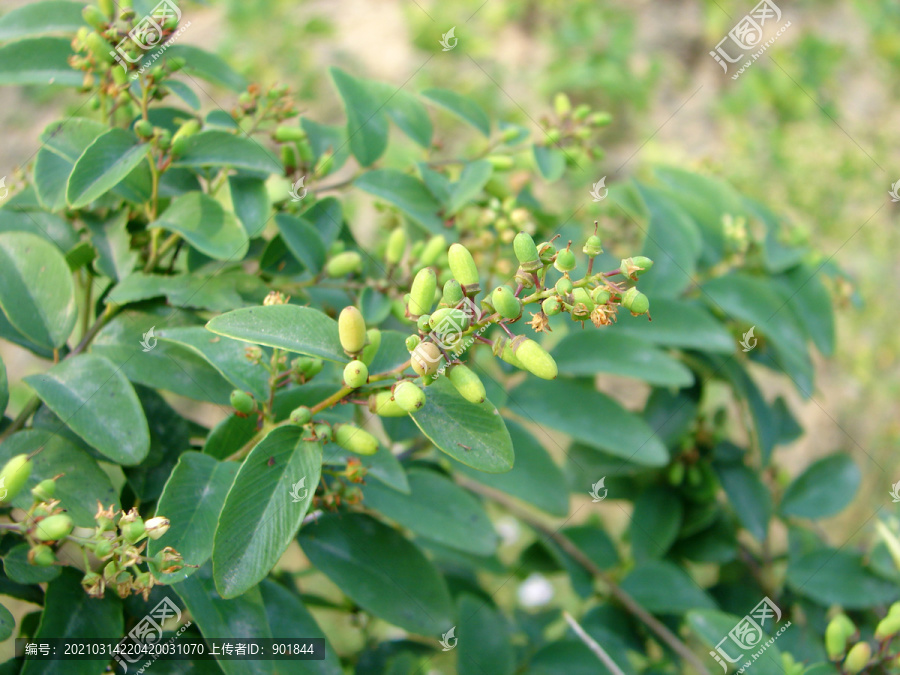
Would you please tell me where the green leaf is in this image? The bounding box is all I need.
[410,376,513,473]
[206,304,346,362]
[297,512,454,635]
[172,130,280,174]
[456,419,569,516]
[24,353,150,465]
[716,462,771,541]
[21,568,122,675]
[620,560,716,614]
[150,452,239,584]
[175,563,276,675]
[0,2,86,42]
[0,37,81,86]
[157,326,270,401]
[83,211,137,281]
[33,118,105,211]
[363,468,498,555]
[787,549,900,609]
[4,543,60,584]
[214,426,322,598]
[508,378,668,467]
[228,175,270,237]
[0,430,119,526]
[0,209,78,252]
[533,145,566,181]
[276,213,326,274]
[0,603,12,642]
[457,595,514,675]
[779,453,860,520]
[529,640,621,675]
[355,169,444,234]
[331,67,389,167]
[611,299,734,353]
[108,270,264,312]
[447,160,493,214]
[421,88,490,136]
[0,231,76,349]
[630,486,683,560]
[158,44,248,92]
[321,440,410,494]
[686,609,784,675]
[375,86,433,148]
[552,331,693,387]
[774,264,835,356]
[151,192,249,260]
[0,353,7,416]
[65,128,150,208]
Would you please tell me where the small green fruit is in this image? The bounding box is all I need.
[514,232,541,272]
[35,514,74,542]
[325,251,362,277]
[385,228,407,265]
[394,381,426,412]
[583,235,603,257]
[621,287,650,315]
[134,119,154,138]
[555,278,574,295]
[313,424,332,442]
[874,612,900,640]
[492,286,522,320]
[843,642,871,674]
[486,155,514,171]
[274,126,306,142]
[409,267,437,316]
[230,390,256,415]
[0,454,32,503]
[289,406,312,426]
[667,462,685,485]
[512,337,558,380]
[121,517,145,543]
[448,365,486,404]
[338,306,367,354]
[591,287,611,304]
[343,360,369,388]
[360,329,381,366]
[448,243,480,290]
[369,391,407,417]
[82,6,107,30]
[31,479,56,502]
[170,119,200,152]
[411,343,442,377]
[405,334,421,352]
[429,308,469,334]
[542,297,561,316]
[620,256,654,279]
[554,248,576,272]
[554,93,572,117]
[420,235,446,267]
[572,287,594,311]
[292,356,324,380]
[29,544,56,567]
[538,242,556,264]
[92,537,113,559]
[442,279,464,306]
[417,314,432,333]
[334,424,378,455]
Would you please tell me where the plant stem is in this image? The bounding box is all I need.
[0,397,41,443]
[563,611,627,675]
[143,233,180,273]
[455,475,713,675]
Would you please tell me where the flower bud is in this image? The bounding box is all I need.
[144,517,170,540]
[0,454,32,503]
[339,306,367,354]
[448,243,480,291]
[411,343,442,377]
[385,228,407,265]
[360,329,381,366]
[334,424,378,455]
[448,365,486,404]
[35,514,74,542]
[343,360,369,388]
[274,126,306,143]
[825,614,855,659]
[442,279,464,306]
[492,286,522,320]
[230,390,257,415]
[409,267,437,316]
[843,642,871,674]
[621,287,650,315]
[405,334,421,352]
[420,235,446,267]
[325,251,362,277]
[289,406,312,426]
[554,248,576,272]
[542,297,561,316]
[514,232,542,272]
[512,337,558,380]
[394,381,426,412]
[29,544,57,567]
[591,287,611,304]
[583,234,603,257]
[369,391,407,417]
[31,478,56,502]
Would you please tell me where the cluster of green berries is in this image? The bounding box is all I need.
[825,605,900,673]
[540,93,612,167]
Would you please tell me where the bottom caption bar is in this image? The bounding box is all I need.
[15,638,326,661]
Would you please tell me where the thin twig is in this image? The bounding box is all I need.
[563,611,627,675]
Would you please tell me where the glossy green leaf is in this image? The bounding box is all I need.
[0,209,78,252]
[779,453,860,520]
[214,426,322,598]
[787,549,900,608]
[620,560,716,614]
[24,353,150,465]
[276,213,326,274]
[456,419,569,516]
[21,568,122,675]
[421,88,490,136]
[151,192,249,261]
[529,640,621,675]
[301,118,351,173]
[65,128,150,208]
[331,67,389,167]
[716,462,771,541]
[150,452,239,584]
[447,160,492,214]
[533,144,566,181]
[457,595,514,675]
[297,512,454,635]
[410,376,514,473]
[355,169,444,234]
[0,37,81,86]
[774,264,835,356]
[611,299,734,352]
[108,270,264,312]
[172,130,280,174]
[0,430,119,526]
[508,378,668,467]
[161,45,248,91]
[0,2,86,41]
[83,211,137,281]
[0,231,76,349]
[363,468,498,555]
[630,486,683,560]
[371,85,433,147]
[33,118,105,211]
[552,331,693,387]
[228,175,270,237]
[206,304,346,362]
[0,603,12,642]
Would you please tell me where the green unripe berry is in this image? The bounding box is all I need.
[360,329,381,366]
[334,424,378,456]
[620,256,654,279]
[29,544,56,567]
[281,145,296,170]
[31,479,56,502]
[409,267,437,316]
[621,287,650,315]
[369,391,407,417]
[338,306,367,354]
[538,241,556,264]
[492,286,522,320]
[0,454,32,503]
[230,390,256,415]
[589,112,612,126]
[35,514,74,542]
[394,381,426,412]
[843,642,871,674]
[542,297,561,316]
[555,278,574,295]
[411,343,442,377]
[553,93,572,117]
[667,462,685,485]
[591,287,611,304]
[554,248,576,272]
[573,103,591,120]
[85,32,114,64]
[572,287,594,311]
[512,337,558,380]
[514,231,541,272]
[447,365,486,404]
[292,356,324,380]
[92,537,113,559]
[583,235,603,257]
[343,360,369,388]
[134,119,154,139]
[442,279,464,306]
[157,130,171,149]
[417,315,432,333]
[82,6,107,30]
[874,612,900,640]
[486,155,514,171]
[289,406,312,426]
[313,424,332,442]
[121,518,145,544]
[274,126,306,142]
[448,243,480,290]
[495,337,525,370]
[545,129,561,145]
[429,308,469,334]
[170,119,200,148]
[420,235,446,267]
[326,251,362,278]
[406,334,421,352]
[385,228,407,265]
